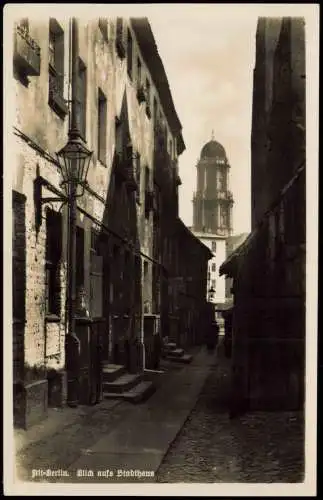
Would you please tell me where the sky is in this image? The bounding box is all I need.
[148,8,259,234]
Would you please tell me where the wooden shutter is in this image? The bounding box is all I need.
[90,253,103,318]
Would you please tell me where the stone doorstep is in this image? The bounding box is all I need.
[102,364,126,383]
[166,353,193,364]
[162,342,177,351]
[102,372,144,394]
[104,380,156,404]
[167,348,185,357]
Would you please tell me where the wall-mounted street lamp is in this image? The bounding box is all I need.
[56,136,92,197]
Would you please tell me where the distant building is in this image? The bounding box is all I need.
[191,136,234,308]
[224,232,249,303]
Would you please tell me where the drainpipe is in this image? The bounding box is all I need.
[66,17,80,407]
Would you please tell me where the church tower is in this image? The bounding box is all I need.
[193,134,233,236]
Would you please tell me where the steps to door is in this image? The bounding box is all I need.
[102,362,156,404]
[161,341,193,364]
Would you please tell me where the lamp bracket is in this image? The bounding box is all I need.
[34,176,68,233]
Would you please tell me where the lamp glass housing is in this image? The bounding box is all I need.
[56,137,93,196]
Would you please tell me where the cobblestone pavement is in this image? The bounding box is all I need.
[156,348,305,483]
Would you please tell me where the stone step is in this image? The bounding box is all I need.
[102,364,126,383]
[163,342,177,351]
[103,381,156,404]
[167,348,184,357]
[166,353,193,364]
[102,372,143,394]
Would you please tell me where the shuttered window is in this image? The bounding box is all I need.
[48,18,64,96]
[90,229,103,318]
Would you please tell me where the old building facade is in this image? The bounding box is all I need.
[220,17,306,413]
[12,16,186,427]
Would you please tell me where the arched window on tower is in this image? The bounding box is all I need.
[217,168,226,191]
[220,206,228,228]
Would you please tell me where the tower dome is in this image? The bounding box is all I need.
[200,140,226,159]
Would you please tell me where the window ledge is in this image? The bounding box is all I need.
[48,92,69,120]
[45,314,61,323]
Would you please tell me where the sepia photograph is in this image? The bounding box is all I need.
[3,3,319,496]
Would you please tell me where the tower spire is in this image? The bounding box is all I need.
[211,129,215,141]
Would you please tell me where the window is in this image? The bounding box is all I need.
[48,19,67,117]
[137,57,142,86]
[211,280,216,289]
[135,153,141,203]
[220,206,228,227]
[45,210,62,316]
[116,17,123,39]
[97,88,107,164]
[217,168,226,191]
[98,18,109,41]
[116,18,126,59]
[144,166,150,218]
[146,78,150,98]
[212,263,216,272]
[90,229,103,318]
[153,97,158,125]
[78,58,87,139]
[145,78,151,117]
[211,241,217,252]
[127,29,133,78]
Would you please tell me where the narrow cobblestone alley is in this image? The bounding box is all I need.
[156,343,305,483]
